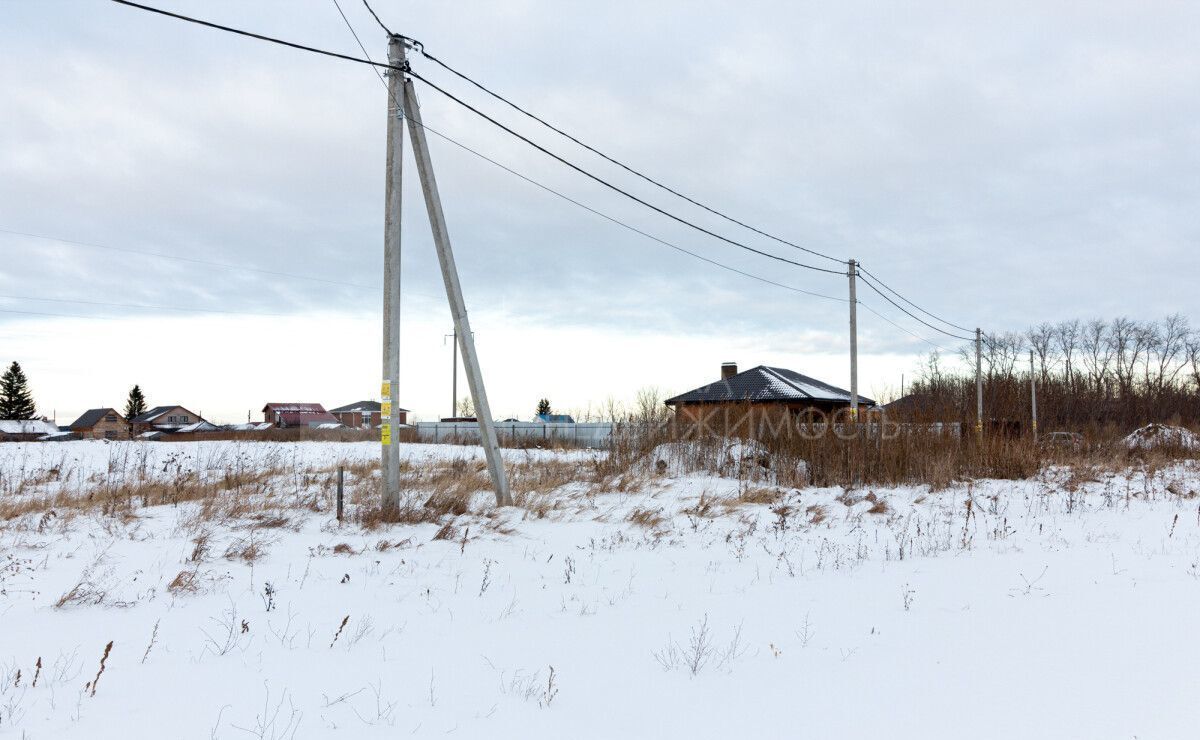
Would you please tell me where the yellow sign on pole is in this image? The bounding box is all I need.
[380,380,392,400]
[381,401,392,417]
[380,423,392,446]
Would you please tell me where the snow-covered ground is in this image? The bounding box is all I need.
[2,440,1199,738]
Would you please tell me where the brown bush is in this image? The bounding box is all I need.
[627,507,666,528]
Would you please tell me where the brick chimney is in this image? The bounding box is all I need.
[721,362,738,380]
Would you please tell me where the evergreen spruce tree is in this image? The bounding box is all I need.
[536,398,552,417]
[125,385,147,420]
[0,361,36,420]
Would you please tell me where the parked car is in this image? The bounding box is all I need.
[1041,431,1084,451]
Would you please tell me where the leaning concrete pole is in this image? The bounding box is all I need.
[400,71,513,507]
[380,36,405,510]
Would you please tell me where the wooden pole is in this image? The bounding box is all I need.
[337,465,345,522]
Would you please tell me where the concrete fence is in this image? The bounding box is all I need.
[414,418,961,448]
[415,421,619,447]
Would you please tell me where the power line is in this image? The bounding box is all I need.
[415,118,847,302]
[856,272,974,341]
[857,264,973,334]
[324,4,845,302]
[109,0,408,71]
[0,228,375,290]
[111,0,977,332]
[857,300,958,353]
[330,0,387,89]
[0,293,291,318]
[110,0,843,277]
[404,68,845,276]
[360,0,393,36]
[413,49,847,266]
[0,307,119,322]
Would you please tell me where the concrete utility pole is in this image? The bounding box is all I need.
[380,35,405,510]
[444,330,458,418]
[975,327,983,439]
[401,69,513,507]
[848,258,859,420]
[1030,348,1038,442]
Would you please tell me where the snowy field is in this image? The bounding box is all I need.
[2,440,1199,739]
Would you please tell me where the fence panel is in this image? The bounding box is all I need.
[414,422,618,447]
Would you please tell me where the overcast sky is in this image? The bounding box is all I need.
[2,1,1198,424]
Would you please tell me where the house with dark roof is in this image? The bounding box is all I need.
[68,408,129,440]
[129,405,214,436]
[329,401,408,429]
[665,363,874,424]
[882,393,955,421]
[262,403,341,428]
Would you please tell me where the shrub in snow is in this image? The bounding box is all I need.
[647,438,806,485]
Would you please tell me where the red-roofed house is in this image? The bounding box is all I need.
[262,403,341,428]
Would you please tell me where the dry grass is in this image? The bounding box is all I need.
[737,486,782,505]
[806,505,828,525]
[865,493,890,515]
[223,532,273,563]
[682,493,717,519]
[167,567,201,595]
[627,507,667,529]
[189,530,212,562]
[6,421,1199,545]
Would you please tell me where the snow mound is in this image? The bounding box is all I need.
[1124,424,1200,451]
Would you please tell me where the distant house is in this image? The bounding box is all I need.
[0,419,60,442]
[535,413,576,424]
[665,363,874,423]
[129,405,214,436]
[68,408,129,440]
[262,403,341,428]
[329,401,408,429]
[882,394,951,421]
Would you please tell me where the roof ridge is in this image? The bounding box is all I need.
[759,365,812,399]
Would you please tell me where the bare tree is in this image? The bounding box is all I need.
[983,331,1023,379]
[1081,319,1113,395]
[633,386,666,424]
[1151,314,1189,393]
[1054,319,1081,390]
[1027,322,1058,383]
[1110,317,1141,395]
[921,349,944,387]
[1187,333,1200,393]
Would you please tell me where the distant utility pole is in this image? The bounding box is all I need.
[444,329,458,417]
[848,258,858,420]
[975,327,983,440]
[1029,348,1038,442]
[400,56,512,507]
[380,35,405,510]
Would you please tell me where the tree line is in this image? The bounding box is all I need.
[908,315,1200,431]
